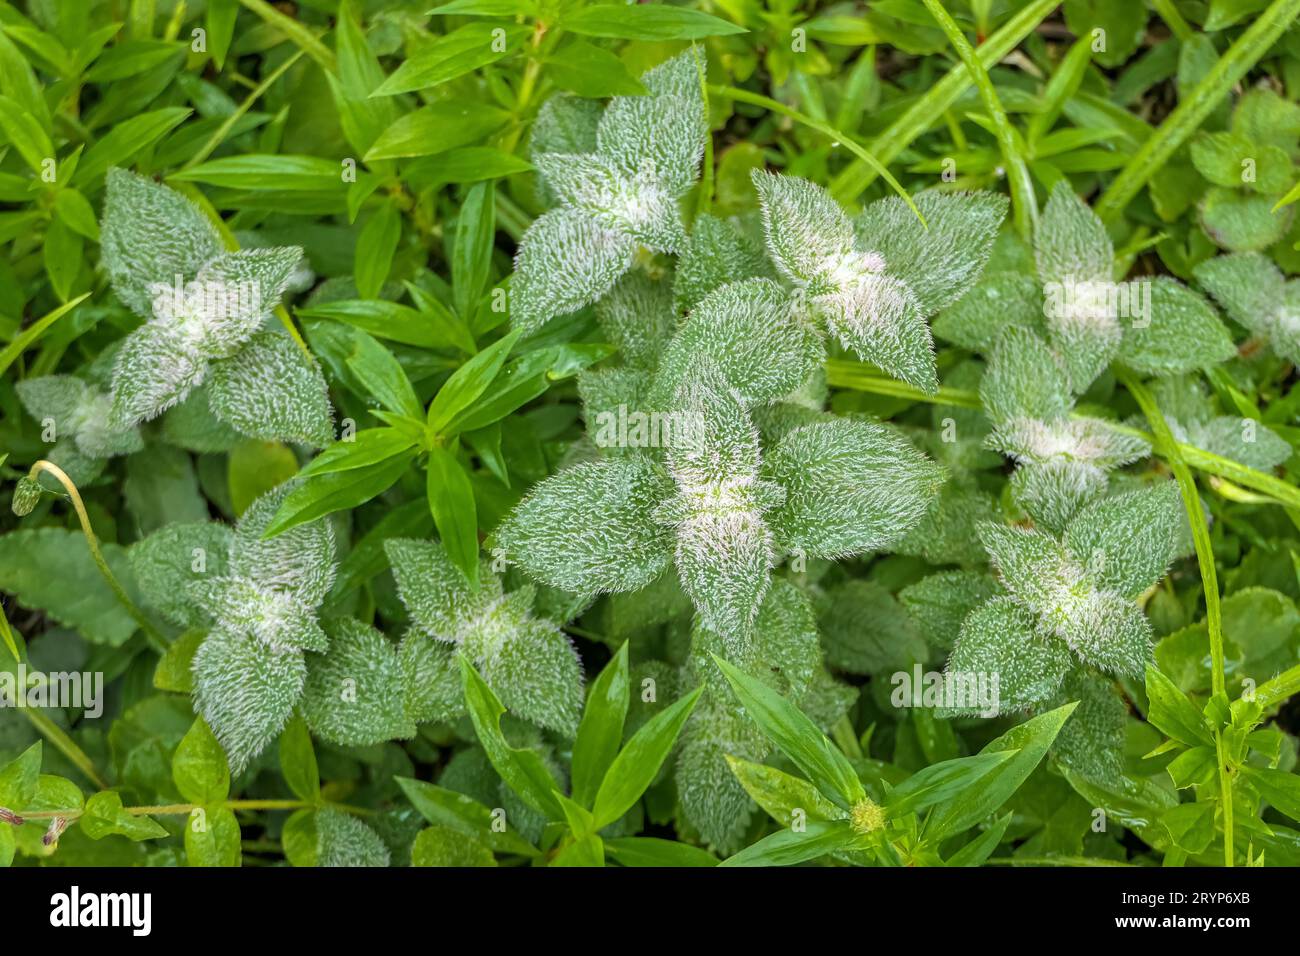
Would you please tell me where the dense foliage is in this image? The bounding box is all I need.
[2,0,1300,868]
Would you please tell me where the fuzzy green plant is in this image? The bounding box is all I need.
[4,0,1300,878]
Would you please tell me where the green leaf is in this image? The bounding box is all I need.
[185,805,241,867]
[355,202,401,300]
[885,751,1015,819]
[375,23,528,96]
[426,447,480,588]
[411,825,497,866]
[547,40,648,97]
[0,742,41,808]
[1240,767,1300,824]
[427,330,520,436]
[365,102,511,161]
[605,836,719,867]
[720,820,856,867]
[169,155,343,191]
[344,330,422,420]
[0,94,54,174]
[714,655,864,809]
[395,777,538,856]
[451,181,495,320]
[459,656,563,820]
[172,718,231,805]
[279,714,320,803]
[563,5,747,40]
[570,642,630,809]
[73,107,191,187]
[80,791,168,842]
[0,528,140,646]
[265,451,414,537]
[1144,665,1214,747]
[926,702,1077,840]
[591,685,702,829]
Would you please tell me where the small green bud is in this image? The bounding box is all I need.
[11,476,42,516]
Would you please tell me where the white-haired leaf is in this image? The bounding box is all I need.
[128,521,234,628]
[495,456,674,595]
[302,618,416,746]
[654,278,824,405]
[899,570,1004,652]
[533,152,686,252]
[751,170,854,284]
[479,618,584,737]
[192,629,306,774]
[978,521,1075,616]
[109,323,207,428]
[944,596,1072,714]
[399,631,465,724]
[932,271,1045,351]
[100,167,223,317]
[207,332,335,448]
[316,808,390,867]
[980,327,1071,426]
[674,213,772,314]
[233,484,336,608]
[1122,277,1235,375]
[1064,482,1181,598]
[1056,589,1152,678]
[386,538,500,639]
[1192,252,1283,339]
[190,576,329,652]
[853,190,1008,316]
[510,207,637,334]
[762,419,944,559]
[1034,180,1112,288]
[593,270,678,370]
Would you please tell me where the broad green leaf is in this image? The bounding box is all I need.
[395,777,538,856]
[714,655,864,809]
[720,820,855,867]
[591,685,702,829]
[570,642,630,808]
[426,447,480,588]
[563,5,747,40]
[604,836,718,866]
[459,656,563,820]
[172,718,231,805]
[279,714,320,803]
[926,702,1077,840]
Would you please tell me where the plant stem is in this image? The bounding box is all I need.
[237,0,336,72]
[710,85,925,225]
[1094,0,1300,222]
[829,0,1058,203]
[22,708,109,790]
[1118,370,1233,867]
[182,49,306,171]
[919,0,1037,238]
[26,461,167,653]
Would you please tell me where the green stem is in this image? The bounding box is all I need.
[22,708,108,790]
[919,0,1037,238]
[710,85,925,225]
[26,461,167,653]
[1152,0,1195,42]
[181,49,306,171]
[237,0,336,72]
[1094,0,1300,222]
[1118,370,1233,868]
[829,0,1058,203]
